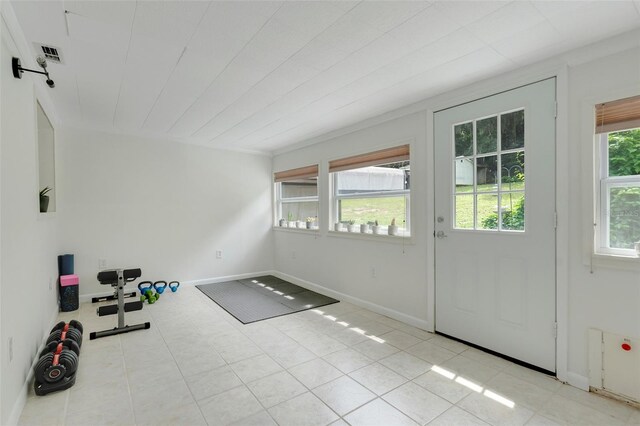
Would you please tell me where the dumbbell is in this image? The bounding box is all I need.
[35,342,79,383]
[51,320,83,335]
[47,322,83,348]
[153,281,168,294]
[141,289,159,304]
[40,339,80,358]
[168,281,180,293]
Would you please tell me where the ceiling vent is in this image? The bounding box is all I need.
[33,43,63,64]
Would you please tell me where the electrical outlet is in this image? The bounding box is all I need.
[371,267,376,278]
[8,337,13,362]
[291,251,297,259]
[98,258,107,269]
[215,250,223,259]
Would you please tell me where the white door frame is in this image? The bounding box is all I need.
[425,65,569,383]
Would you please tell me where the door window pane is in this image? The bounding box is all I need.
[478,194,498,230]
[455,194,474,229]
[501,193,525,231]
[476,156,497,192]
[501,151,525,191]
[476,116,497,154]
[501,110,524,150]
[455,159,473,192]
[452,108,526,232]
[455,122,473,157]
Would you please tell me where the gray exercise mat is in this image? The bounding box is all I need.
[196,276,339,324]
[240,279,307,296]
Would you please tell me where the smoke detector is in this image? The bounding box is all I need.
[33,43,63,64]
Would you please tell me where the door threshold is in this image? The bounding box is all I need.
[436,331,556,377]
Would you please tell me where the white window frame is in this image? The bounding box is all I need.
[331,164,411,236]
[274,180,318,227]
[596,132,640,256]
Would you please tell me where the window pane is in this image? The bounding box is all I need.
[501,110,524,150]
[281,177,317,198]
[501,151,525,191]
[608,128,640,177]
[609,186,640,249]
[281,201,318,223]
[336,162,409,196]
[339,196,407,227]
[455,159,473,193]
[477,194,498,230]
[501,193,525,231]
[477,116,497,154]
[455,194,474,229]
[455,122,473,157]
[476,156,497,192]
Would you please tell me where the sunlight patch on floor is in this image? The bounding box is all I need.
[432,365,516,408]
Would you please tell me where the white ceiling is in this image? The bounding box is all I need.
[10,1,640,153]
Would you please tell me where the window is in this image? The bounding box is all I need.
[453,110,525,232]
[329,145,410,236]
[274,165,318,229]
[596,95,640,255]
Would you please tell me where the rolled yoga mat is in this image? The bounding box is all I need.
[58,254,74,276]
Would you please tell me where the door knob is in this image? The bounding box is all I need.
[436,231,447,239]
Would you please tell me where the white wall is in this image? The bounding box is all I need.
[0,10,60,425]
[56,128,274,297]
[274,112,430,328]
[272,37,640,387]
[570,47,640,382]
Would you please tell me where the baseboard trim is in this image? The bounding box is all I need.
[590,387,640,408]
[273,271,430,331]
[182,270,276,287]
[79,270,276,302]
[7,307,60,425]
[567,372,589,391]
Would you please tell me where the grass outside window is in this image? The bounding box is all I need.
[455,182,524,230]
[339,196,407,228]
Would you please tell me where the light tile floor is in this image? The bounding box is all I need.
[19,285,639,426]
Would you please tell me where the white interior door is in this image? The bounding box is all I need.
[434,79,556,372]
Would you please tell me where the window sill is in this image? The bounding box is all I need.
[327,230,413,244]
[38,212,57,220]
[591,252,640,271]
[273,226,320,235]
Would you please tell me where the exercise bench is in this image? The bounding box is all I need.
[90,268,151,340]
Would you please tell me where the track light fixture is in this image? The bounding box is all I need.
[12,56,55,88]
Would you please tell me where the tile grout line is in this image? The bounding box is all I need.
[235,309,367,424]
[119,333,139,426]
[28,288,632,426]
[145,298,220,425]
